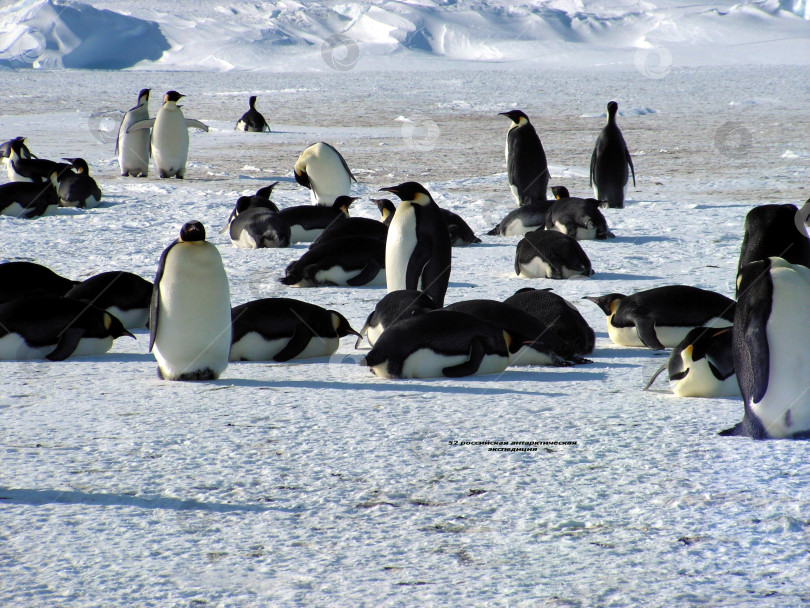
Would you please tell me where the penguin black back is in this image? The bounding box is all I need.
[0,261,78,304]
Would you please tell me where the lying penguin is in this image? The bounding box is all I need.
[546,186,614,240]
[281,236,385,287]
[515,231,594,279]
[355,289,438,348]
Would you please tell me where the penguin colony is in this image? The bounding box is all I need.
[3,91,809,441]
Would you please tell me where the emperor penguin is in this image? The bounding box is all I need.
[584,286,735,351]
[589,101,635,209]
[6,139,70,183]
[127,91,209,179]
[381,182,452,307]
[149,221,231,380]
[65,271,153,329]
[116,88,151,177]
[235,96,270,132]
[294,142,357,205]
[0,181,59,218]
[0,261,78,304]
[722,258,810,439]
[499,110,549,206]
[51,158,102,208]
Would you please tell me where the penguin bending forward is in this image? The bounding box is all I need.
[294,142,356,205]
[150,221,231,380]
[722,258,810,439]
[382,182,451,307]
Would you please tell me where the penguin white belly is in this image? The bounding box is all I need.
[561,266,591,279]
[672,364,740,398]
[509,183,521,206]
[606,319,645,347]
[297,336,340,359]
[8,166,31,183]
[233,229,258,249]
[72,336,114,357]
[107,306,148,329]
[1,203,26,217]
[553,221,596,241]
[119,111,150,176]
[314,266,385,287]
[153,244,231,379]
[289,226,324,244]
[509,345,557,366]
[385,205,418,292]
[235,120,247,132]
[655,319,731,349]
[366,323,385,347]
[503,219,533,237]
[0,333,53,360]
[152,110,189,177]
[229,333,287,361]
[308,153,352,205]
[518,258,553,279]
[402,349,467,378]
[751,266,810,438]
[82,195,102,210]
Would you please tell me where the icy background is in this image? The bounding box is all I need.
[1,1,810,607]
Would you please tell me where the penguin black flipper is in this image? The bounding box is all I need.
[736,288,771,405]
[322,142,357,183]
[627,149,636,187]
[635,317,666,351]
[46,326,86,361]
[273,325,314,362]
[346,259,383,287]
[185,119,209,132]
[442,338,486,378]
[588,147,597,189]
[149,240,178,351]
[405,241,431,291]
[127,119,155,133]
[696,327,736,381]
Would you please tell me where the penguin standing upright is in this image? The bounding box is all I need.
[127,91,209,179]
[722,258,810,439]
[381,182,451,307]
[149,221,231,380]
[116,88,151,177]
[499,110,549,206]
[294,142,356,205]
[589,101,635,209]
[235,96,270,132]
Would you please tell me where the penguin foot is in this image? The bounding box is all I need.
[175,368,217,381]
[159,171,169,178]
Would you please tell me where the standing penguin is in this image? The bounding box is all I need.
[382,182,452,307]
[722,258,810,439]
[294,142,356,205]
[127,91,209,179]
[590,101,635,209]
[116,88,151,177]
[235,96,270,132]
[149,221,231,380]
[499,110,549,206]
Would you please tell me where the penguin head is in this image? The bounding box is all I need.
[103,312,136,340]
[9,138,25,157]
[255,182,279,199]
[583,293,625,316]
[330,311,362,338]
[498,110,529,126]
[380,182,434,207]
[179,221,206,243]
[63,158,89,174]
[333,196,357,215]
[138,89,151,103]
[606,101,619,119]
[249,95,257,108]
[164,91,184,104]
[372,198,397,223]
[551,186,570,200]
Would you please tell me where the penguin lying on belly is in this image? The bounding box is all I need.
[281,236,386,287]
[584,286,735,351]
[356,289,437,348]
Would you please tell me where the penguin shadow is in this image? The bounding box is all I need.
[237,175,297,184]
[609,236,679,246]
[592,271,664,281]
[73,352,154,363]
[0,487,286,513]
[448,281,477,289]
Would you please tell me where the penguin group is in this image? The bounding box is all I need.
[6,86,809,443]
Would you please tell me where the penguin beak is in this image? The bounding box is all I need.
[379,186,398,196]
[123,329,136,339]
[582,296,600,303]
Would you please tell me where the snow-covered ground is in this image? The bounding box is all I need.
[2,1,810,605]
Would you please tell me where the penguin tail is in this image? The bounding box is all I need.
[472,236,483,243]
[279,275,299,286]
[487,225,500,236]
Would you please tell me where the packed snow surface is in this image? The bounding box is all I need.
[1,12,810,608]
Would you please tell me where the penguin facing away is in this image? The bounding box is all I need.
[441,208,481,247]
[589,101,635,209]
[584,286,735,351]
[128,91,209,179]
[645,326,739,398]
[0,261,78,304]
[545,186,613,240]
[736,203,810,288]
[52,158,102,208]
[220,183,281,233]
[116,88,151,177]
[65,271,154,329]
[228,208,291,249]
[382,182,452,307]
[230,298,359,362]
[363,309,512,379]
[499,109,549,206]
[722,257,810,439]
[0,296,134,361]
[236,96,271,132]
[309,215,388,249]
[150,221,231,380]
[356,289,437,348]
[294,142,357,205]
[515,230,594,279]
[281,236,386,287]
[277,195,354,244]
[0,181,59,218]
